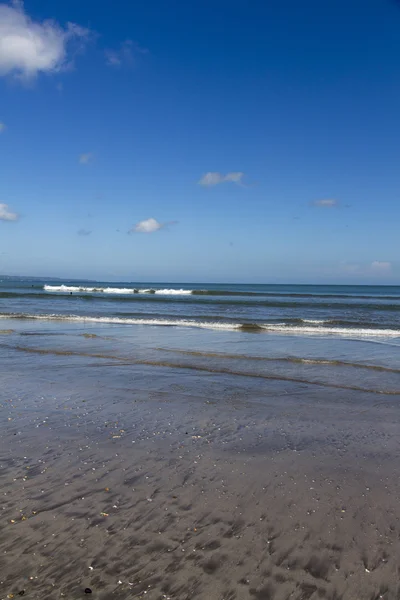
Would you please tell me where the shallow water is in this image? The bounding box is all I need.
[1,316,400,599]
[1,316,400,395]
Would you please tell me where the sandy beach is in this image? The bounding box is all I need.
[1,326,400,600]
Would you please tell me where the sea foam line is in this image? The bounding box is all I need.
[262,324,400,337]
[0,313,400,337]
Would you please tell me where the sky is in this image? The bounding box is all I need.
[0,0,400,284]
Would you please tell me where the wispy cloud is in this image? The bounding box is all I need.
[0,0,90,80]
[312,199,338,207]
[198,172,244,187]
[129,217,176,234]
[371,261,391,273]
[0,122,6,133]
[0,203,18,221]
[77,228,92,236]
[105,39,148,68]
[79,152,93,165]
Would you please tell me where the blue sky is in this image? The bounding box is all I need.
[0,0,399,283]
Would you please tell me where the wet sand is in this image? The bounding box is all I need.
[1,340,400,599]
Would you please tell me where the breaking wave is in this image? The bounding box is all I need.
[44,285,192,295]
[1,313,399,337]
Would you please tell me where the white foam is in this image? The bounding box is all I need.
[302,319,326,324]
[260,324,400,338]
[103,287,138,294]
[44,285,192,295]
[153,289,192,295]
[1,313,399,337]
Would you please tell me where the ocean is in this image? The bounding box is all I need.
[2,279,400,335]
[1,279,400,395]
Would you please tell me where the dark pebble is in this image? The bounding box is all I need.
[84,589,92,594]
[18,592,25,597]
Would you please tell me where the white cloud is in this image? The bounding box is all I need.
[313,199,338,207]
[130,218,164,233]
[0,122,6,132]
[79,152,93,164]
[129,217,178,234]
[371,261,391,272]
[105,39,148,68]
[0,203,18,221]
[0,1,89,80]
[198,172,244,186]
